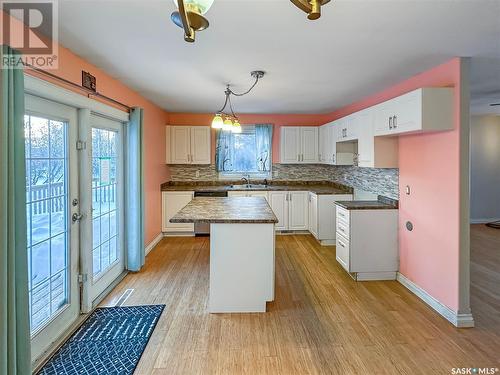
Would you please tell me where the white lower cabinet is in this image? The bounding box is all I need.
[308,193,353,245]
[335,205,398,280]
[162,191,194,233]
[268,191,308,231]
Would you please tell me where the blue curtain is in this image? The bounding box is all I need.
[125,108,145,272]
[215,129,232,172]
[255,124,273,172]
[0,46,31,374]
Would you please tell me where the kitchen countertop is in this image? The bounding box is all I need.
[161,181,352,195]
[169,197,279,224]
[335,196,399,210]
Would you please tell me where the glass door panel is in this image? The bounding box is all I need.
[83,114,125,306]
[92,127,120,278]
[25,95,80,362]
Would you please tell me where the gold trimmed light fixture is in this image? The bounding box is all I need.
[212,71,265,133]
[290,0,331,20]
[171,0,214,42]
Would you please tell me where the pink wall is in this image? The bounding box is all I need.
[2,13,170,245]
[324,58,463,311]
[168,113,331,163]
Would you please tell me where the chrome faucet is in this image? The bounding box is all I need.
[241,175,251,186]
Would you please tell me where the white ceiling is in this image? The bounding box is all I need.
[58,0,500,114]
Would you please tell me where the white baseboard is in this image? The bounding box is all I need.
[145,233,164,255]
[470,217,500,224]
[397,272,474,328]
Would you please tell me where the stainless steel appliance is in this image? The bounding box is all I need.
[194,191,228,235]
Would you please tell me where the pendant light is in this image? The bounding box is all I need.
[171,0,215,42]
[211,71,265,133]
[290,0,331,20]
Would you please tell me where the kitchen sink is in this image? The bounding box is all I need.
[229,184,269,189]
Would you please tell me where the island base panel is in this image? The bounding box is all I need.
[209,223,275,313]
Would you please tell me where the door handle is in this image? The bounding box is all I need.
[72,213,83,223]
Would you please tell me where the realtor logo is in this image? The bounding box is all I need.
[1,0,58,69]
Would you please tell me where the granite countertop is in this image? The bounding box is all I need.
[335,196,399,210]
[161,180,352,195]
[169,197,279,224]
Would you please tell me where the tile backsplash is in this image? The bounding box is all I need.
[168,163,399,199]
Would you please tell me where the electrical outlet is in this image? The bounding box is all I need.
[195,170,200,178]
[275,170,279,177]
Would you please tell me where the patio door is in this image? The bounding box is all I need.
[25,95,80,361]
[82,115,125,307]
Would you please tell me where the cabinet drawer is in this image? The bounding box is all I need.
[336,206,350,223]
[337,220,350,239]
[336,234,350,272]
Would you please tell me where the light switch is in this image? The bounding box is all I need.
[405,185,411,195]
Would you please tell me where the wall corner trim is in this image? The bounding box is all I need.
[396,272,475,328]
[145,233,164,255]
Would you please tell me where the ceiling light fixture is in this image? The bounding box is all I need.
[212,71,265,133]
[290,0,331,20]
[171,0,214,42]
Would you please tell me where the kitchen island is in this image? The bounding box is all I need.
[170,196,278,313]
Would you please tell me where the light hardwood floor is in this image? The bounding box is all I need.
[102,227,500,374]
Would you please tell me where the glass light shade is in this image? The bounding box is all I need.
[232,120,242,133]
[222,118,233,131]
[211,114,223,129]
[172,0,215,14]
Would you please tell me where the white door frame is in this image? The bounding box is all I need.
[25,95,80,362]
[79,114,126,311]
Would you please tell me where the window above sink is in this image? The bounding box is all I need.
[217,125,272,179]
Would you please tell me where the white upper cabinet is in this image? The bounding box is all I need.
[169,126,191,164]
[301,127,319,163]
[373,88,453,136]
[166,126,211,164]
[336,116,358,142]
[319,123,336,164]
[280,127,301,163]
[190,127,211,164]
[280,127,318,164]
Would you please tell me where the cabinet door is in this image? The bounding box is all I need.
[308,193,318,239]
[336,234,350,272]
[374,104,394,136]
[190,126,211,164]
[327,123,337,165]
[170,126,191,164]
[392,90,420,133]
[280,127,301,163]
[288,191,309,230]
[301,127,319,163]
[269,192,288,230]
[318,125,327,163]
[356,110,375,167]
[162,191,194,232]
[344,115,358,141]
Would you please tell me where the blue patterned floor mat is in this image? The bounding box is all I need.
[37,305,165,375]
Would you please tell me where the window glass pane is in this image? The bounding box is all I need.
[25,114,69,333]
[232,133,258,172]
[49,121,65,158]
[31,240,50,286]
[50,233,66,274]
[30,116,49,158]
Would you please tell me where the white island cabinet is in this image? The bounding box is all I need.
[170,197,278,313]
[335,203,398,281]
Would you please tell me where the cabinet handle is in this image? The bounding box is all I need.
[332,154,335,163]
[289,193,292,201]
[338,240,346,248]
[389,116,393,129]
[297,154,300,162]
[393,115,397,128]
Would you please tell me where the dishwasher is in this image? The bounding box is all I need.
[194,190,228,235]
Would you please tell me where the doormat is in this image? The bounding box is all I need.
[37,305,165,375]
